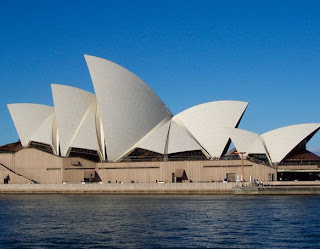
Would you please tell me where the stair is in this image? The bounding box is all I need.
[0,163,38,184]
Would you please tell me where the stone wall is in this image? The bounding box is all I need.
[0,148,277,184]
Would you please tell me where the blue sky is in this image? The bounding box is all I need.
[1,0,320,152]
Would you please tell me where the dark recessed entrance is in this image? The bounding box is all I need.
[3,175,10,184]
[174,169,188,183]
[84,171,102,183]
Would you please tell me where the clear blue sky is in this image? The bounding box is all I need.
[1,0,320,152]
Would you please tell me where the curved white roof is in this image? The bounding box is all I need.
[10,54,320,166]
[95,106,106,160]
[228,128,267,157]
[173,100,248,158]
[51,84,100,157]
[261,123,320,163]
[167,120,203,154]
[7,103,55,147]
[137,120,170,154]
[52,118,59,155]
[85,55,171,161]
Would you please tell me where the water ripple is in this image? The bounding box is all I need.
[0,195,320,248]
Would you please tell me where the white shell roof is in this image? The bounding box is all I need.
[7,103,55,147]
[9,55,320,165]
[137,120,171,154]
[95,106,106,160]
[85,55,171,162]
[228,128,267,157]
[173,100,248,158]
[167,120,203,154]
[52,119,59,154]
[261,123,320,163]
[51,84,100,157]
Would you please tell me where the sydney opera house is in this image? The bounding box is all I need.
[1,55,320,185]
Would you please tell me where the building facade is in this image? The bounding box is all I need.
[1,55,320,184]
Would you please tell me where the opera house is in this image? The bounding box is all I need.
[1,55,320,185]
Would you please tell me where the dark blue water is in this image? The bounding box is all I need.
[0,195,319,248]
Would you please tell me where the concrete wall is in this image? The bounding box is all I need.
[0,153,14,170]
[0,167,30,184]
[62,157,97,183]
[0,182,236,194]
[14,149,63,184]
[0,148,277,184]
[97,160,276,184]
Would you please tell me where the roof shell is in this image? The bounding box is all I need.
[51,84,100,157]
[85,55,171,162]
[137,120,171,154]
[167,120,203,154]
[7,103,55,148]
[228,128,267,157]
[261,123,320,163]
[173,100,248,158]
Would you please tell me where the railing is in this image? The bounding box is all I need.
[122,156,163,162]
[168,156,207,161]
[276,161,320,166]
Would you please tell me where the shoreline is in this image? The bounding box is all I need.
[0,182,235,195]
[1,182,320,195]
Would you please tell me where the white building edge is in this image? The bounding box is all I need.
[230,123,320,164]
[7,104,58,153]
[7,55,320,164]
[261,123,320,163]
[51,84,101,158]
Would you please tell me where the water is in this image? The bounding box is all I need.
[0,195,319,248]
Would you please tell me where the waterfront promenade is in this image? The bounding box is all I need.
[2,181,320,194]
[0,182,236,194]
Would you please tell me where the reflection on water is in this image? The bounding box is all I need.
[0,195,320,248]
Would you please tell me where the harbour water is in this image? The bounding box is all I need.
[0,195,319,248]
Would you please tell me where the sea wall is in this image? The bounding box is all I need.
[234,186,320,195]
[2,181,320,194]
[0,182,236,194]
